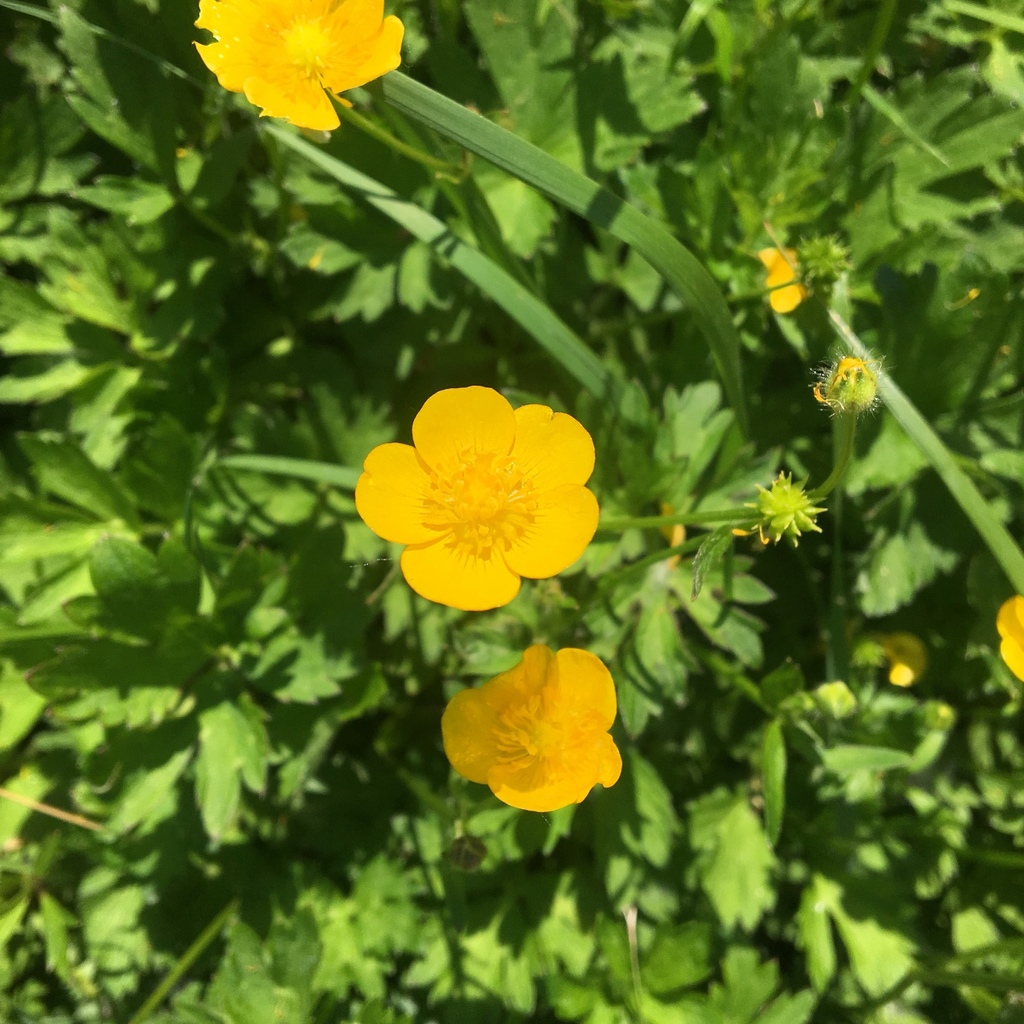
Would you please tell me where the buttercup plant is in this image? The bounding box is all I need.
[194,0,404,130]
[441,645,622,812]
[355,387,599,611]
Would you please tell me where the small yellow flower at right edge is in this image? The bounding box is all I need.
[355,387,599,612]
[997,596,1024,681]
[441,645,622,813]
[758,247,808,314]
[195,0,404,131]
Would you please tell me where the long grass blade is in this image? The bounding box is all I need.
[379,73,750,436]
[828,308,1024,595]
[265,124,623,410]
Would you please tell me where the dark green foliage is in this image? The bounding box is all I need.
[1,0,1023,1022]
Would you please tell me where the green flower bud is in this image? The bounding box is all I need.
[796,234,851,292]
[923,701,956,732]
[813,357,879,415]
[815,681,858,718]
[748,472,825,546]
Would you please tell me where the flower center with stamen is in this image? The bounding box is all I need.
[284,18,332,80]
[495,695,566,773]
[426,451,538,557]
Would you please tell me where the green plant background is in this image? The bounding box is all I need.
[1,0,1024,1021]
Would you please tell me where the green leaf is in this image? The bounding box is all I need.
[690,788,776,931]
[39,892,73,978]
[108,747,192,833]
[641,923,712,994]
[797,878,837,993]
[691,527,733,600]
[762,721,786,848]
[18,433,138,524]
[379,73,749,435]
[195,701,253,842]
[821,744,912,776]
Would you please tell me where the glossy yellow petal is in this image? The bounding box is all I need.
[1000,637,1024,682]
[554,648,617,731]
[354,443,436,545]
[596,733,623,788]
[411,386,516,472]
[511,404,595,490]
[503,484,599,579]
[758,247,807,313]
[477,644,554,711]
[400,536,520,611]
[997,595,1024,645]
[488,766,592,813]
[441,688,502,785]
[242,76,340,130]
[327,16,404,92]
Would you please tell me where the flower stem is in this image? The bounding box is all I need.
[598,507,755,532]
[334,102,463,177]
[808,413,857,502]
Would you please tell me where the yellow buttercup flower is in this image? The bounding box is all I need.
[758,247,808,314]
[441,645,622,812]
[355,387,600,611]
[878,632,927,688]
[195,0,404,131]
[997,595,1024,681]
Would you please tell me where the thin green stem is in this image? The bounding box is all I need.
[847,0,899,105]
[599,508,755,533]
[827,306,1024,596]
[335,103,463,176]
[127,901,238,1024]
[808,413,857,502]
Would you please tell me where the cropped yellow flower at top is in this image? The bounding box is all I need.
[997,595,1024,682]
[355,386,600,611]
[758,247,808,314]
[442,645,622,812]
[194,0,404,131]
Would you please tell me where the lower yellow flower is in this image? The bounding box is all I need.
[195,0,404,131]
[997,595,1024,681]
[441,645,622,812]
[878,632,927,688]
[355,386,600,611]
[758,247,808,314]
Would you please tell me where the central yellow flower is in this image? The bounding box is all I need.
[442,645,622,812]
[355,387,600,611]
[194,0,404,131]
[997,595,1024,682]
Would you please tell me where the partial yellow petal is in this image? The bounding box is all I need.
[554,648,617,731]
[441,689,502,785]
[511,404,595,491]
[242,75,340,130]
[488,767,591,813]
[503,484,599,580]
[354,443,437,545]
[411,386,516,472]
[331,14,403,91]
[758,247,806,313]
[769,283,808,314]
[477,644,554,712]
[997,595,1024,645]
[1000,637,1024,682]
[400,536,520,611]
[596,733,623,789]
